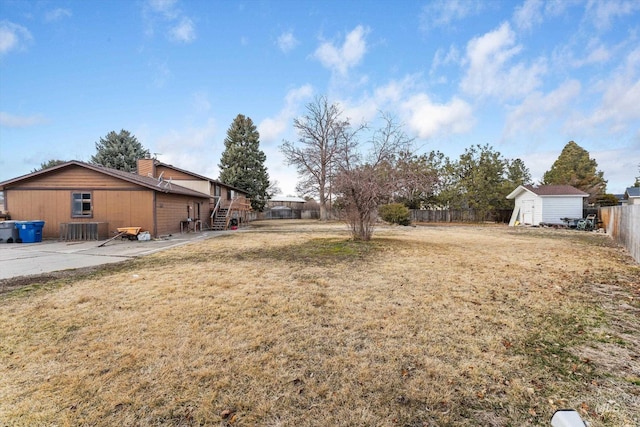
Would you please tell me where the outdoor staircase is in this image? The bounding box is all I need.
[212,207,229,231]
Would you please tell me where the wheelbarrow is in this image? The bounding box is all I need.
[98,227,142,247]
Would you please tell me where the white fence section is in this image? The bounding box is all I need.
[600,205,640,264]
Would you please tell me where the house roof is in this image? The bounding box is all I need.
[0,161,211,198]
[150,160,249,195]
[270,196,307,203]
[506,184,588,199]
[626,187,640,198]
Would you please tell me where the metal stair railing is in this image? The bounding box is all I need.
[210,196,222,224]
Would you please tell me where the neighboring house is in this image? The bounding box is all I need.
[262,196,320,219]
[624,187,640,205]
[0,161,212,239]
[506,185,588,226]
[136,159,251,229]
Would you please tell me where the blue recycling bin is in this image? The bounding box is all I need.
[16,220,45,243]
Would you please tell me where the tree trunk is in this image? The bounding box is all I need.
[319,203,327,221]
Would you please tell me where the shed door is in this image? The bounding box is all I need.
[522,200,534,224]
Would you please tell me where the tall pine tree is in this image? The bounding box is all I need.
[218,114,271,211]
[91,129,150,172]
[542,141,606,203]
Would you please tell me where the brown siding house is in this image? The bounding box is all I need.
[136,159,252,229]
[0,161,211,239]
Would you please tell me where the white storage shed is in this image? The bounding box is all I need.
[506,185,588,226]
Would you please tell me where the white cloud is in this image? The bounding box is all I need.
[258,84,314,143]
[147,0,179,18]
[154,118,219,178]
[420,0,484,31]
[544,0,581,16]
[430,45,461,75]
[338,76,420,124]
[513,0,544,30]
[401,94,475,139]
[594,144,640,193]
[277,31,299,53]
[461,22,546,100]
[518,149,558,184]
[579,47,640,133]
[552,37,614,70]
[0,21,32,55]
[314,25,369,75]
[143,0,195,44]
[594,79,640,130]
[150,60,171,88]
[582,44,611,65]
[169,17,195,43]
[191,91,211,113]
[0,112,47,128]
[45,8,72,22]
[586,0,640,30]
[504,80,582,138]
[302,75,474,141]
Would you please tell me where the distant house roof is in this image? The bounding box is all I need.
[506,184,588,199]
[270,196,307,203]
[626,187,640,198]
[0,161,211,198]
[150,160,249,195]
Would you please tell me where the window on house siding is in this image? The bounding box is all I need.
[72,192,93,217]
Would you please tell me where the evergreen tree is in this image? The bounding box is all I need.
[433,145,529,212]
[91,129,150,172]
[393,151,439,209]
[505,158,532,187]
[218,114,271,211]
[455,144,511,212]
[542,141,606,203]
[32,159,67,173]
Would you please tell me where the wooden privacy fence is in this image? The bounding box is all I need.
[410,209,512,223]
[599,205,640,264]
[256,209,321,220]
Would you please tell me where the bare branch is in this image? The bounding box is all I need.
[280,95,362,220]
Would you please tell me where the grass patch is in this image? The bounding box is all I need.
[242,237,384,266]
[1,221,638,426]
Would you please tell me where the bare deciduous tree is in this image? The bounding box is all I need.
[334,114,414,241]
[280,96,362,220]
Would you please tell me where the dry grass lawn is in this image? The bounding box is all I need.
[1,220,639,426]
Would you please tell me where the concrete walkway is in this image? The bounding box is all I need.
[0,231,229,280]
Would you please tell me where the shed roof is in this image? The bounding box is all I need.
[626,187,640,198]
[506,184,588,199]
[0,161,211,198]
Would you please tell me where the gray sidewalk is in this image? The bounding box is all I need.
[0,231,228,280]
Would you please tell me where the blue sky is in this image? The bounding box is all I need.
[1,0,639,195]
